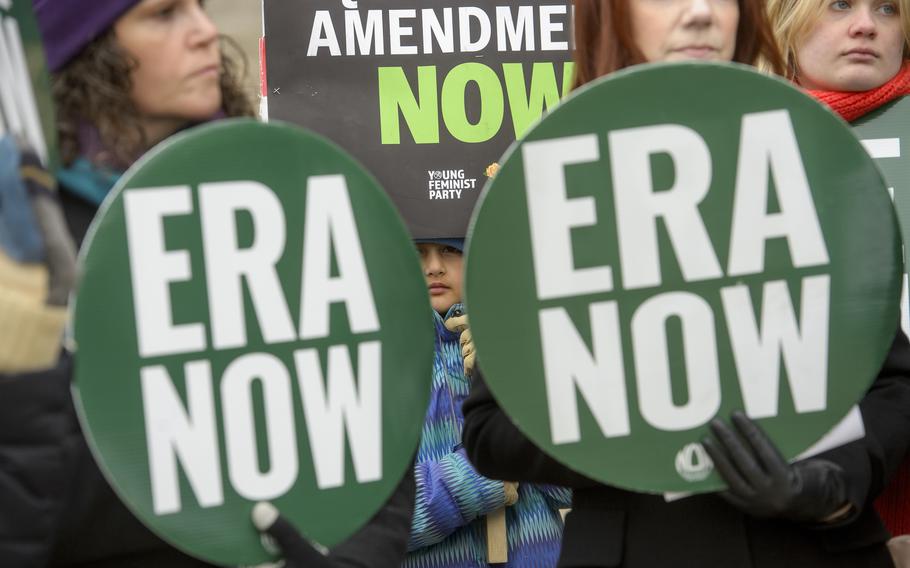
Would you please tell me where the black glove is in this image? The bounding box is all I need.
[251,469,416,568]
[702,411,851,523]
[252,502,330,568]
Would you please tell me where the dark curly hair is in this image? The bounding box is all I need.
[53,28,254,167]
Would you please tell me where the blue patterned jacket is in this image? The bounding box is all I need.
[404,304,571,568]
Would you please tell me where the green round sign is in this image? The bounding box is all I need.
[72,119,433,565]
[466,63,902,493]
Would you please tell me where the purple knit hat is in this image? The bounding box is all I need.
[32,0,140,72]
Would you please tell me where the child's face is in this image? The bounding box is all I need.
[417,243,464,314]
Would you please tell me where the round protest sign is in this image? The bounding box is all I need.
[852,96,910,334]
[465,63,902,493]
[72,119,433,565]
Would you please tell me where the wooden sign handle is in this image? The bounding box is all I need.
[486,508,508,564]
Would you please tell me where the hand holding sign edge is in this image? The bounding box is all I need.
[703,411,852,523]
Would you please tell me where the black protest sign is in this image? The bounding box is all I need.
[262,0,572,237]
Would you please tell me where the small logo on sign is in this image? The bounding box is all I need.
[674,443,713,482]
[426,169,477,200]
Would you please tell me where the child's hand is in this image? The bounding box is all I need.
[444,314,475,376]
[503,481,519,506]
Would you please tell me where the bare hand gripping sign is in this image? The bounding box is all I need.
[262,0,572,237]
[72,120,433,565]
[465,63,903,493]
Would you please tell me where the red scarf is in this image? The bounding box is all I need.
[806,61,910,122]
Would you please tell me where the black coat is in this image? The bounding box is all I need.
[461,331,910,568]
[0,189,216,568]
[0,190,415,568]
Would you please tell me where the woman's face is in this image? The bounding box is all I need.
[630,0,740,63]
[417,243,464,314]
[114,0,222,135]
[796,0,904,91]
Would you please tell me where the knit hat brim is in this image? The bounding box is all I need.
[33,0,141,72]
[415,238,465,252]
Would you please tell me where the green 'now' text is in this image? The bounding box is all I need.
[378,61,574,144]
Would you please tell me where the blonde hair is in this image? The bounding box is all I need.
[764,0,910,79]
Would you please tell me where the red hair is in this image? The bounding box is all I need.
[572,0,785,88]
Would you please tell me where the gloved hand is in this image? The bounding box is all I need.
[0,137,76,372]
[702,411,852,523]
[444,314,475,376]
[252,502,330,568]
